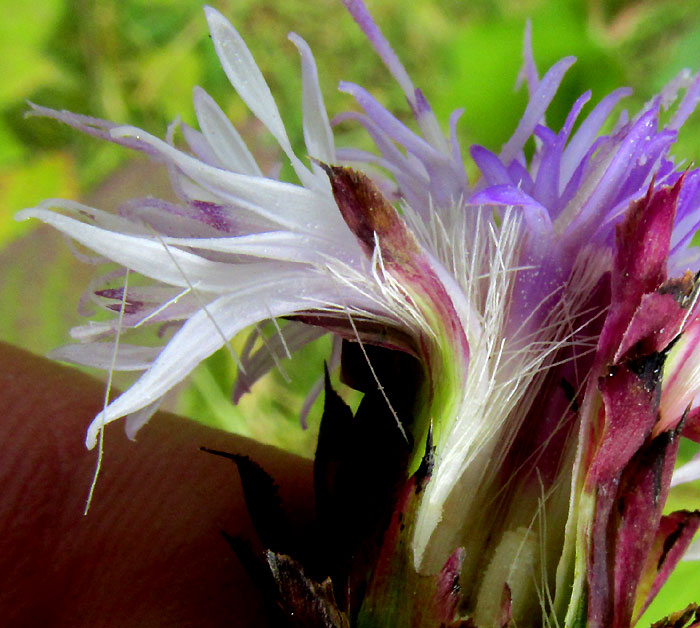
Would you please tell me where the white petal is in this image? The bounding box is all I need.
[671,451,700,487]
[288,33,335,166]
[49,343,161,370]
[170,170,224,205]
[203,6,317,189]
[164,231,360,265]
[683,538,700,561]
[17,207,303,293]
[85,274,335,448]
[163,172,284,235]
[93,285,192,305]
[181,123,221,167]
[193,86,262,176]
[661,319,700,428]
[108,126,346,235]
[299,334,341,428]
[233,322,326,402]
[34,198,147,235]
[125,400,162,440]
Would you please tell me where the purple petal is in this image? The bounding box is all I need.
[532,125,562,210]
[469,184,553,238]
[333,111,419,179]
[339,82,439,163]
[560,87,633,185]
[470,146,511,186]
[560,90,592,144]
[562,109,661,245]
[515,20,538,94]
[506,158,534,194]
[341,0,415,101]
[340,83,466,209]
[609,130,677,210]
[500,56,576,165]
[670,71,700,131]
[448,108,467,174]
[671,170,700,255]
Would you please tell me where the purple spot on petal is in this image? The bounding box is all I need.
[107,302,143,315]
[157,320,182,338]
[95,288,124,300]
[190,200,235,233]
[411,88,432,117]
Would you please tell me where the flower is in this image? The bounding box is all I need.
[17,2,700,627]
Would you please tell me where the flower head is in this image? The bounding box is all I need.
[18,2,700,627]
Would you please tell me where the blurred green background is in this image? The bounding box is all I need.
[3,0,700,621]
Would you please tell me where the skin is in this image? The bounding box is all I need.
[0,341,313,627]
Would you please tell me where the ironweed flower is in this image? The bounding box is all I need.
[17,1,700,627]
